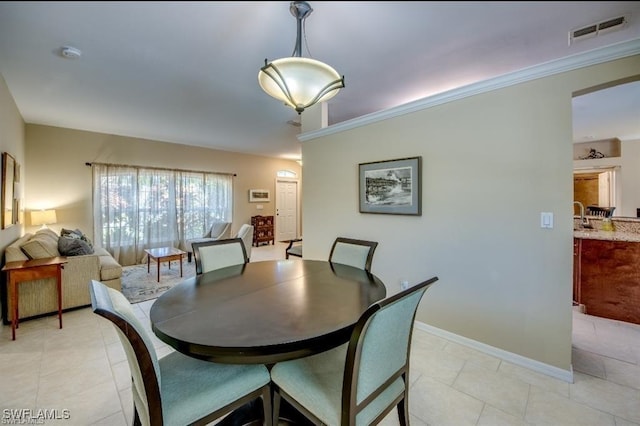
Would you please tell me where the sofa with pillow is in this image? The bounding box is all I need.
[3,228,122,322]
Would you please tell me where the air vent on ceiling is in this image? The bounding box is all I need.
[569,14,629,45]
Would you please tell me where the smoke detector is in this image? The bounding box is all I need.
[60,46,82,59]
[569,15,629,45]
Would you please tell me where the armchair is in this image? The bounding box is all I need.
[186,221,231,262]
[233,224,254,260]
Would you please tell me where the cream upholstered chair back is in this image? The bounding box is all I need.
[89,280,160,425]
[270,276,439,425]
[89,279,273,425]
[192,238,249,275]
[233,224,254,260]
[329,237,378,273]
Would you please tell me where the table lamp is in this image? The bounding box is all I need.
[31,209,57,229]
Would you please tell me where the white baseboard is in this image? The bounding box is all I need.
[415,321,574,383]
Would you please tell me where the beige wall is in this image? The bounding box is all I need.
[300,54,640,373]
[24,124,301,239]
[0,74,25,252]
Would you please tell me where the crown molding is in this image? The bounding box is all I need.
[299,38,640,142]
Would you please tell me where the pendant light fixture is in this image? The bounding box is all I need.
[258,1,345,114]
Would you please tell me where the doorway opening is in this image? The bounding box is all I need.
[275,178,299,242]
[573,167,619,215]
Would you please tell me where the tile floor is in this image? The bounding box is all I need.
[1,242,639,425]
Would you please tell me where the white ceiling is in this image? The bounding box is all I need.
[0,1,639,160]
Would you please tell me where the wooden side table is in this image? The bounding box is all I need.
[144,247,186,283]
[2,256,68,340]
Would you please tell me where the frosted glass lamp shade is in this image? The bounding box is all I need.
[31,209,57,227]
[259,57,344,114]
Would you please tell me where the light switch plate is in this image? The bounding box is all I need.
[541,212,553,228]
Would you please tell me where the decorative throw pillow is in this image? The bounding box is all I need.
[35,228,59,241]
[58,235,94,256]
[20,233,61,259]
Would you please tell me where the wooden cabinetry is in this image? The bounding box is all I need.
[251,215,274,247]
[573,238,581,305]
[574,237,640,324]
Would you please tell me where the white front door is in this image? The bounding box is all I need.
[276,179,298,242]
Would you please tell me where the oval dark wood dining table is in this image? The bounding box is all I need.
[150,259,387,365]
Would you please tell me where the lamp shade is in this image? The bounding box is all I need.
[31,209,57,227]
[258,57,344,114]
[258,1,345,114]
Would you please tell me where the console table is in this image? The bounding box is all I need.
[2,256,68,340]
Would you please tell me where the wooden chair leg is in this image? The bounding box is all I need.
[262,385,273,426]
[272,387,281,426]
[397,392,409,426]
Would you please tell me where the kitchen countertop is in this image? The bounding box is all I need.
[573,229,640,242]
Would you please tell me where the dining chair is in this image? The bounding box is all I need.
[192,238,249,275]
[328,237,378,273]
[270,276,439,426]
[285,238,303,259]
[586,205,615,218]
[88,280,272,426]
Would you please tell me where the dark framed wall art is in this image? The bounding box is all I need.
[359,156,422,216]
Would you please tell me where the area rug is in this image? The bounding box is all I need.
[121,260,196,304]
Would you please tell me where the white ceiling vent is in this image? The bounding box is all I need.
[569,14,629,45]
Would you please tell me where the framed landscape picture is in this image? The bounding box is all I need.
[359,156,422,215]
[249,189,270,202]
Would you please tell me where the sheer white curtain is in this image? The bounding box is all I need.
[92,164,232,266]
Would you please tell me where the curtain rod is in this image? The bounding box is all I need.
[85,162,236,177]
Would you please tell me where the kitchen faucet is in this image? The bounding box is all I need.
[573,201,592,229]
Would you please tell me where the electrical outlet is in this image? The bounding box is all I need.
[400,280,409,290]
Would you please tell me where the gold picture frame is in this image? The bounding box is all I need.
[2,152,16,228]
[249,189,270,202]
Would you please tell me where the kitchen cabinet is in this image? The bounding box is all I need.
[574,237,640,324]
[573,238,581,305]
